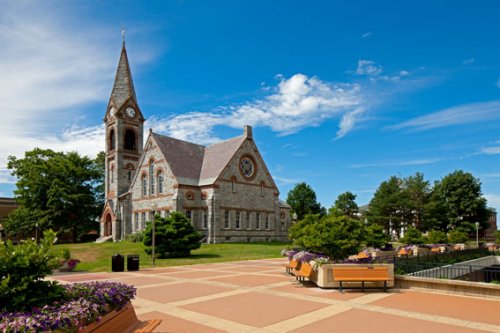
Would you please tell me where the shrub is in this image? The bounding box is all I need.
[495,230,500,244]
[427,230,448,244]
[400,226,425,245]
[143,212,202,258]
[125,231,144,243]
[289,213,364,261]
[448,229,469,244]
[364,223,390,248]
[0,229,65,312]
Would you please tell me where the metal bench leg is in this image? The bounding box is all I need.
[361,281,365,291]
[339,281,343,293]
[384,281,387,292]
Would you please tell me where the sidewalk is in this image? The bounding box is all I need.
[52,258,500,333]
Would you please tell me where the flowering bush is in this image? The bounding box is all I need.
[0,282,136,333]
[311,257,330,270]
[280,249,298,260]
[58,258,81,272]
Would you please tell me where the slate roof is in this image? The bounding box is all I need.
[110,44,137,110]
[152,132,246,186]
[199,136,246,185]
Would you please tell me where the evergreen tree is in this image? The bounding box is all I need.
[286,182,323,220]
[143,212,202,258]
[333,191,359,217]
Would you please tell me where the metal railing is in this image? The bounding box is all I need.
[397,262,500,282]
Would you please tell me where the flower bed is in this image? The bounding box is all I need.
[0,282,136,332]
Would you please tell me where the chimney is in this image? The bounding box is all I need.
[244,125,253,139]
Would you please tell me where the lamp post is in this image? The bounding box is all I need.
[475,222,480,249]
[35,222,39,243]
[151,203,158,267]
[0,223,3,242]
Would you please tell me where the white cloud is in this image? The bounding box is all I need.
[350,158,441,168]
[336,108,364,139]
[273,175,300,186]
[0,1,155,176]
[485,194,500,210]
[150,74,364,143]
[388,100,500,132]
[480,146,500,155]
[362,32,372,39]
[462,58,475,65]
[355,60,383,76]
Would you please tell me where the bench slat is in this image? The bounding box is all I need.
[332,266,390,292]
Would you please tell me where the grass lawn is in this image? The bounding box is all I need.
[53,241,288,272]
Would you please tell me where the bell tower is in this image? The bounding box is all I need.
[103,41,144,236]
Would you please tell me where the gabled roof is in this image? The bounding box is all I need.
[151,132,245,186]
[152,133,205,185]
[199,136,246,185]
[109,44,137,110]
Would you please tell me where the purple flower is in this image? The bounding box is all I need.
[0,282,136,332]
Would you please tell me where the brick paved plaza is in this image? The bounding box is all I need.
[50,258,500,333]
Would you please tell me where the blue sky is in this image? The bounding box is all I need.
[1,0,500,213]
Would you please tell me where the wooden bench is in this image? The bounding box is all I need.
[332,266,390,292]
[292,262,313,282]
[284,259,300,274]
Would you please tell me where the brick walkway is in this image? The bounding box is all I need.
[51,258,500,333]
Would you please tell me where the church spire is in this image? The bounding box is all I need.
[109,42,137,111]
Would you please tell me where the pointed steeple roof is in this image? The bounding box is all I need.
[110,43,137,110]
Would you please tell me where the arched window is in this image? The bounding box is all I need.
[142,174,147,196]
[109,129,115,150]
[231,176,236,193]
[124,129,136,151]
[110,165,114,184]
[260,182,265,197]
[157,170,164,194]
[149,160,155,195]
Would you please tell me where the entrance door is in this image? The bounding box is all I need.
[105,214,112,236]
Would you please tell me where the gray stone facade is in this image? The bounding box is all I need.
[100,44,291,243]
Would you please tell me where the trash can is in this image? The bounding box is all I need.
[127,254,139,271]
[112,254,124,272]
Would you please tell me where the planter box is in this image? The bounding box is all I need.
[412,247,430,255]
[371,250,397,258]
[309,263,394,289]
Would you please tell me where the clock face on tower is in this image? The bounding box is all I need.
[125,107,136,118]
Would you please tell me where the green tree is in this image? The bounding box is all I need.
[289,213,364,261]
[5,148,102,239]
[366,176,404,236]
[93,151,106,214]
[286,182,323,220]
[422,188,449,232]
[434,170,489,232]
[0,230,64,312]
[400,226,425,245]
[495,230,500,244]
[403,172,431,230]
[143,212,202,258]
[333,191,359,217]
[364,223,390,248]
[448,229,469,244]
[427,230,448,244]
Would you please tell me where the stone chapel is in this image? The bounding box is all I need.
[99,43,291,243]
